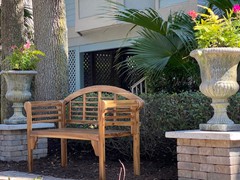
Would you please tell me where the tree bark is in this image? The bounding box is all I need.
[32,0,68,100]
[1,0,25,122]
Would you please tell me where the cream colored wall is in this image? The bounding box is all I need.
[79,0,105,18]
[68,0,197,48]
[68,24,140,48]
[75,0,124,32]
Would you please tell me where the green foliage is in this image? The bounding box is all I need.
[146,65,200,93]
[109,3,199,83]
[206,0,238,14]
[3,41,45,70]
[106,92,240,160]
[193,5,240,48]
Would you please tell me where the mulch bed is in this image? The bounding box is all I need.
[0,139,177,180]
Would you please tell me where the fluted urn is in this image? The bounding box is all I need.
[1,70,37,124]
[190,48,240,131]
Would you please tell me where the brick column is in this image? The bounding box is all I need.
[0,123,54,162]
[166,130,240,180]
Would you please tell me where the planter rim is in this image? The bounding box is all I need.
[190,47,240,57]
[0,70,37,75]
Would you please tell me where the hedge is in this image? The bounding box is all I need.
[106,91,240,160]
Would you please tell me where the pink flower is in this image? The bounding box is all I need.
[188,10,198,20]
[23,40,31,49]
[233,4,240,13]
[11,45,17,50]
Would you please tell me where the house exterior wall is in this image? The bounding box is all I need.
[65,0,75,27]
[158,0,197,19]
[66,0,198,92]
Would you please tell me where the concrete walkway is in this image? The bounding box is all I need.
[0,171,76,180]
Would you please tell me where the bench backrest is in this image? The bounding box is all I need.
[25,85,144,129]
[63,85,144,127]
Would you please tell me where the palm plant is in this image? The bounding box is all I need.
[111,3,200,92]
[206,0,238,12]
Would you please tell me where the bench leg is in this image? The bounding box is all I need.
[28,145,33,172]
[61,139,67,167]
[99,139,106,180]
[28,137,37,172]
[133,133,140,175]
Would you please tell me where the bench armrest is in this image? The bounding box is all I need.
[24,100,64,130]
[100,100,143,126]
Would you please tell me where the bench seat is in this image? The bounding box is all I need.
[30,128,132,140]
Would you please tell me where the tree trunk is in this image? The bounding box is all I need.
[1,0,25,122]
[32,0,68,100]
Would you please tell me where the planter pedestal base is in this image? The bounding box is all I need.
[166,130,240,180]
[4,102,26,124]
[200,124,240,131]
[4,117,26,124]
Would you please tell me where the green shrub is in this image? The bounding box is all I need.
[106,92,240,160]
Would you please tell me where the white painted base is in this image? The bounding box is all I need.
[200,124,240,131]
[166,129,240,140]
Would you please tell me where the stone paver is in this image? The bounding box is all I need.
[0,171,77,180]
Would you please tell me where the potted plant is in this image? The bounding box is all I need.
[1,41,45,124]
[189,5,240,131]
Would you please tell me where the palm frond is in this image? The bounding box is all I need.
[108,1,200,88]
[169,11,197,52]
[113,6,168,34]
[117,29,181,77]
[206,0,237,13]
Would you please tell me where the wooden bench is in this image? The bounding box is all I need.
[24,85,144,180]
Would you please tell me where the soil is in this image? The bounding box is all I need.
[0,139,177,180]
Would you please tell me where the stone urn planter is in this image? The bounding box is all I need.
[1,70,37,124]
[190,48,240,131]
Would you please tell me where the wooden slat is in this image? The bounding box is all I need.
[85,115,98,118]
[30,100,62,106]
[71,115,83,118]
[71,110,83,113]
[32,108,61,113]
[83,94,86,120]
[85,110,98,113]
[71,100,83,103]
[30,128,131,139]
[102,100,139,109]
[71,106,83,109]
[67,120,98,124]
[101,97,114,100]
[105,109,131,113]
[86,97,98,99]
[105,121,133,126]
[72,110,98,113]
[32,114,62,118]
[69,101,72,120]
[32,119,61,123]
[105,115,132,119]
[86,102,98,105]
[30,128,99,141]
[71,105,97,109]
